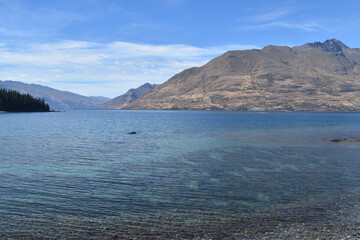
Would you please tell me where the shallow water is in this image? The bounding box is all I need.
[1,110,360,238]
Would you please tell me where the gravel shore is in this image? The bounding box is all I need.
[2,190,360,239]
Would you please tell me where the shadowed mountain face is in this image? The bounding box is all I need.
[98,83,158,109]
[124,39,360,111]
[0,81,110,110]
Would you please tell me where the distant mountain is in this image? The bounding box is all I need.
[0,80,110,110]
[98,83,158,109]
[89,96,111,103]
[123,39,360,111]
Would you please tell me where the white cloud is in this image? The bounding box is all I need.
[240,6,326,32]
[33,40,99,51]
[0,40,259,97]
[242,21,325,32]
[247,8,293,22]
[106,42,205,58]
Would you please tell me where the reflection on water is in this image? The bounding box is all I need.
[1,110,360,238]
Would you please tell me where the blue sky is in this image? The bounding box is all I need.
[0,0,359,97]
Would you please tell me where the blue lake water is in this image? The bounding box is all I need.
[1,110,360,238]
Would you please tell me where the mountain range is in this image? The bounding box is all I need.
[0,80,110,110]
[122,39,360,111]
[99,83,157,109]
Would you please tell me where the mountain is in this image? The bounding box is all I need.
[0,81,110,110]
[98,83,158,109]
[123,39,360,111]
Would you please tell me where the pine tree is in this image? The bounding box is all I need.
[0,89,50,112]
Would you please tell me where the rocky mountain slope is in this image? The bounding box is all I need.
[98,83,157,109]
[123,39,360,111]
[0,81,110,110]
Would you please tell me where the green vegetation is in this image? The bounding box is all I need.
[0,88,50,112]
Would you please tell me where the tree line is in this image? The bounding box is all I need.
[0,88,50,112]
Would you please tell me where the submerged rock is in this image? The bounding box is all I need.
[330,138,360,143]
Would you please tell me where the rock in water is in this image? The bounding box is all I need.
[330,138,360,143]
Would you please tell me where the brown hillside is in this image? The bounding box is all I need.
[124,39,360,111]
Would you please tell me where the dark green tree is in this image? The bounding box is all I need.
[0,88,50,112]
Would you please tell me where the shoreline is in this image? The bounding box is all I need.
[0,110,52,113]
[3,190,360,239]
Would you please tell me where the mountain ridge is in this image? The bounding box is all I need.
[123,39,360,111]
[0,80,110,110]
[98,83,158,109]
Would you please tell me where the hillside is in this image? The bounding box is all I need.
[123,39,360,111]
[99,83,158,109]
[0,81,110,110]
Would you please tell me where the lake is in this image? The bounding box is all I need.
[1,110,360,239]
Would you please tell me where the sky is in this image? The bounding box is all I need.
[0,0,359,98]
